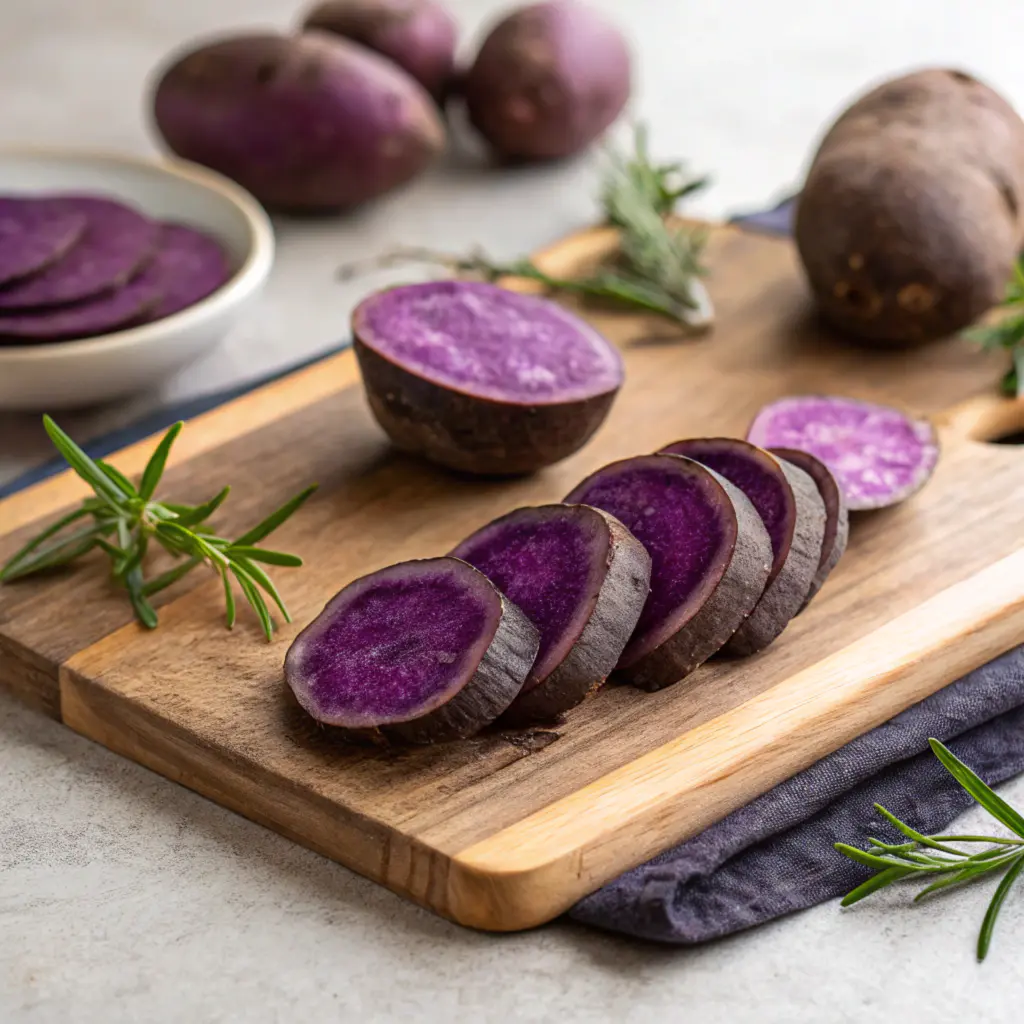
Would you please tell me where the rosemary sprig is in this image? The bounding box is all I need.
[0,417,316,641]
[338,124,713,331]
[964,259,1024,397]
[836,738,1024,961]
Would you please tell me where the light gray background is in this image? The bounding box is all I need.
[3,1,1024,1020]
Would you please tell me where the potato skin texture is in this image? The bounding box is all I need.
[151,32,445,211]
[795,68,1024,345]
[301,0,457,99]
[464,1,631,161]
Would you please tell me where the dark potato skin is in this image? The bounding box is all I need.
[151,32,445,211]
[464,1,631,161]
[795,68,1024,344]
[497,510,652,726]
[301,0,458,99]
[352,336,619,476]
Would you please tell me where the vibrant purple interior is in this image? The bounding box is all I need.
[357,280,623,403]
[145,223,232,321]
[663,441,791,572]
[565,457,730,659]
[747,396,939,509]
[0,195,158,309]
[0,201,86,285]
[452,506,606,689]
[291,561,498,726]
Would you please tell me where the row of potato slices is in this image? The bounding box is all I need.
[284,437,849,745]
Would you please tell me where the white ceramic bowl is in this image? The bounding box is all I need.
[0,150,274,411]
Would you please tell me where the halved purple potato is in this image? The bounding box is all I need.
[0,259,163,341]
[0,200,87,286]
[0,196,158,309]
[770,447,849,609]
[660,439,826,656]
[143,223,232,322]
[746,395,940,511]
[451,504,651,724]
[564,454,772,690]
[284,557,539,744]
[352,280,623,475]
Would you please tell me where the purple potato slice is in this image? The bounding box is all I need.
[143,222,232,321]
[0,199,87,286]
[284,556,539,744]
[451,503,651,724]
[660,438,826,656]
[564,454,772,690]
[0,195,158,309]
[770,447,849,609]
[746,394,939,511]
[352,280,624,475]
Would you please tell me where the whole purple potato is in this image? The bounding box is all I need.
[464,1,631,162]
[150,32,445,211]
[302,0,457,100]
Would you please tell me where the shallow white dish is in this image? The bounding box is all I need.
[0,149,274,411]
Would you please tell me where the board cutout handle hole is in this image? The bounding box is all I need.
[966,398,1024,445]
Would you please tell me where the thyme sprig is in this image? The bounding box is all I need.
[836,739,1024,961]
[0,417,315,640]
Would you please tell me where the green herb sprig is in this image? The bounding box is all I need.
[964,259,1024,397]
[0,417,316,640]
[338,125,713,331]
[836,738,1024,961]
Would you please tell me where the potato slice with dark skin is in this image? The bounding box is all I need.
[285,557,539,745]
[565,454,772,690]
[660,439,825,656]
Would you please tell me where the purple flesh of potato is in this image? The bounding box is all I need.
[352,279,623,475]
[450,504,651,725]
[0,259,163,342]
[143,223,232,321]
[746,395,940,511]
[661,439,826,656]
[302,0,458,99]
[284,557,540,744]
[564,454,772,690]
[770,447,849,609]
[0,200,87,286]
[0,196,158,309]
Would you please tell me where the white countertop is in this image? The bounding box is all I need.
[4,1,1024,1019]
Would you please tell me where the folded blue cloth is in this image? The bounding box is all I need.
[571,647,1024,941]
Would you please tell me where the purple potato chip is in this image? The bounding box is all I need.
[143,222,232,322]
[0,195,159,309]
[0,258,163,342]
[0,200,87,286]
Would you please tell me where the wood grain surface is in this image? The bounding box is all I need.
[2,222,1023,930]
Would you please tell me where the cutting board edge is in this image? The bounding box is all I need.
[55,546,1024,932]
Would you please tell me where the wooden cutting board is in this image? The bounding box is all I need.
[3,221,1024,932]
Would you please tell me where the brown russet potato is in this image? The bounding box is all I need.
[795,68,1024,345]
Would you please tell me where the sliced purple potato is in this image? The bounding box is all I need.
[0,200,87,286]
[660,439,826,656]
[143,223,232,321]
[746,395,940,511]
[770,447,849,609]
[563,455,772,690]
[0,196,158,309]
[0,259,163,341]
[451,504,651,724]
[352,280,623,475]
[284,557,539,744]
